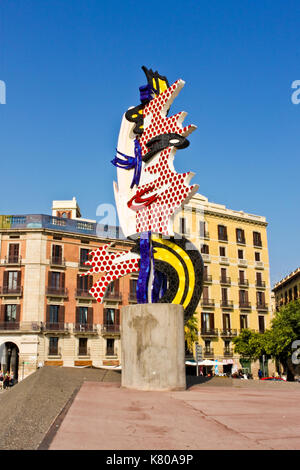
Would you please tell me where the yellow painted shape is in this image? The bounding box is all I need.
[153,246,185,305]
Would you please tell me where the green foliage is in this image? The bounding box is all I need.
[184,315,198,354]
[232,328,265,360]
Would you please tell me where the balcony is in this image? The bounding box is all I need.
[204,348,214,358]
[220,276,231,286]
[74,323,98,334]
[255,261,264,269]
[238,259,248,267]
[201,298,215,308]
[201,254,211,263]
[221,300,234,309]
[101,324,121,335]
[42,322,69,333]
[220,329,238,337]
[75,288,93,299]
[256,280,266,289]
[257,303,268,311]
[3,256,22,266]
[223,349,233,357]
[0,286,23,296]
[103,291,122,302]
[219,257,229,265]
[50,256,66,268]
[239,301,252,310]
[203,274,212,284]
[0,322,20,331]
[200,329,218,337]
[46,286,68,297]
[239,279,249,287]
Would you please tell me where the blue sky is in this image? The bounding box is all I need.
[0,0,299,285]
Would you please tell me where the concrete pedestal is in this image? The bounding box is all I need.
[121,303,186,391]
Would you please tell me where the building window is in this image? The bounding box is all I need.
[106,338,115,356]
[294,286,298,299]
[224,340,231,353]
[257,291,265,306]
[240,315,248,330]
[49,305,59,323]
[221,287,228,303]
[223,313,231,331]
[219,246,226,257]
[201,312,214,332]
[5,304,17,322]
[78,307,88,324]
[255,252,261,262]
[253,232,262,247]
[52,244,63,264]
[218,225,228,242]
[8,243,19,263]
[49,337,59,355]
[238,249,244,259]
[80,248,90,266]
[239,289,249,305]
[201,244,209,254]
[221,268,227,282]
[199,221,208,238]
[180,217,187,234]
[236,228,245,244]
[204,340,212,353]
[258,316,265,333]
[78,338,88,356]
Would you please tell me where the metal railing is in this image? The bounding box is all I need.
[103,291,122,301]
[74,323,97,333]
[75,288,93,298]
[0,322,20,331]
[46,286,68,297]
[50,256,66,267]
[101,324,120,334]
[0,286,23,295]
[239,279,249,287]
[220,329,238,337]
[221,300,234,308]
[203,274,212,283]
[220,276,231,285]
[239,301,251,309]
[42,322,69,332]
[3,256,22,265]
[224,349,233,357]
[257,303,268,310]
[128,293,137,301]
[256,280,266,288]
[200,328,218,336]
[204,349,214,358]
[201,298,215,307]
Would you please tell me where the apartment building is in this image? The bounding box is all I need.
[0,199,137,381]
[174,193,274,376]
[273,267,300,311]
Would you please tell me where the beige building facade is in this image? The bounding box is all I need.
[273,267,300,311]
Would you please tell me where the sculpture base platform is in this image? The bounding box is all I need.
[121,303,186,391]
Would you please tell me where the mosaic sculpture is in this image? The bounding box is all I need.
[83,67,203,320]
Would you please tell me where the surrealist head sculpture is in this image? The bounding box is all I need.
[83,67,203,320]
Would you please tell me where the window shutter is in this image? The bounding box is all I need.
[210,313,215,329]
[59,305,65,324]
[203,286,208,300]
[16,305,21,323]
[87,307,93,325]
[60,272,65,288]
[0,305,5,323]
[46,305,50,323]
[103,308,107,325]
[3,271,8,288]
[17,271,21,287]
[77,274,81,290]
[48,271,52,287]
[88,275,93,291]
[115,309,120,325]
[76,307,80,323]
[114,278,119,293]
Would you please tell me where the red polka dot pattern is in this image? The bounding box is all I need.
[129,80,197,236]
[81,244,140,303]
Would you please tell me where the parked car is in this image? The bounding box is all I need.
[260,376,286,381]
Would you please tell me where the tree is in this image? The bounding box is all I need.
[232,328,265,361]
[184,315,198,354]
[263,300,300,380]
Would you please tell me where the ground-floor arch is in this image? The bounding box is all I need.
[0,341,19,381]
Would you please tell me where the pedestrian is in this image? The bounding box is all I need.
[9,371,14,387]
[258,369,263,380]
[3,371,10,389]
[0,370,3,390]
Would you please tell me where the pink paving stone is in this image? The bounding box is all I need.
[48,382,300,450]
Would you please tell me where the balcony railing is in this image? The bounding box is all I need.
[203,274,212,283]
[219,257,229,265]
[201,254,211,263]
[103,291,122,301]
[239,279,249,287]
[238,259,248,267]
[220,276,231,285]
[204,349,214,358]
[255,261,264,269]
[46,286,68,297]
[74,323,97,333]
[3,256,22,265]
[101,324,120,334]
[220,329,238,337]
[0,286,23,296]
[256,280,266,288]
[257,303,268,311]
[42,322,69,332]
[224,349,233,357]
[75,288,93,298]
[200,328,218,337]
[129,292,137,301]
[221,300,234,309]
[0,322,20,331]
[201,298,215,307]
[239,301,252,309]
[50,256,66,267]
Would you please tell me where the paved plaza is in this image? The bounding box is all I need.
[48,379,300,450]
